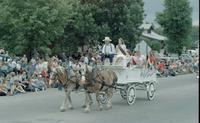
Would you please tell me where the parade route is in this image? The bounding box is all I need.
[0,74,198,123]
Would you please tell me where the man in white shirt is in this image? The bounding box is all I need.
[101,37,116,65]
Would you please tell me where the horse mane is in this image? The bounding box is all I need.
[56,66,67,83]
[85,64,93,73]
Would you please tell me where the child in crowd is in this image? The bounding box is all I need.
[31,74,47,92]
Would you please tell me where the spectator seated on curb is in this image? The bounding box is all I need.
[0,78,8,96]
[11,80,26,95]
[31,74,47,92]
[193,57,199,72]
[7,72,26,95]
[170,61,178,76]
[168,64,176,76]
[157,60,166,77]
[0,77,12,96]
[18,70,33,92]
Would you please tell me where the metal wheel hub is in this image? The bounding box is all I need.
[98,92,108,104]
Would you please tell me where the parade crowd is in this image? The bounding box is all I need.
[0,37,199,96]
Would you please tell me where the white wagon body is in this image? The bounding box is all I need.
[97,64,157,105]
[98,65,156,84]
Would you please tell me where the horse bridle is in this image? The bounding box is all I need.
[49,67,80,87]
[80,65,107,91]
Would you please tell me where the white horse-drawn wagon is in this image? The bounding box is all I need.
[97,63,157,105]
[49,57,157,112]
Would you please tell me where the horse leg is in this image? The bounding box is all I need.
[106,88,113,110]
[82,92,92,108]
[82,92,88,108]
[88,93,93,105]
[84,92,92,113]
[60,90,68,112]
[95,92,103,111]
[67,89,74,110]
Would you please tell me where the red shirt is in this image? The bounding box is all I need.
[158,63,165,71]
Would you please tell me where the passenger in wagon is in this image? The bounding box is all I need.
[101,37,116,65]
[132,51,146,67]
[115,38,130,66]
[147,52,157,69]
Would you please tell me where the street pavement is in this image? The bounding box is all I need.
[0,74,198,123]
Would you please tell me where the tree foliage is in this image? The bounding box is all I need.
[190,26,199,42]
[0,0,144,58]
[60,0,144,53]
[156,0,192,55]
[0,0,74,58]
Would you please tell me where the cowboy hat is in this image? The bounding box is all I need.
[103,37,112,42]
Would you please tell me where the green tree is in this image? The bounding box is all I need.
[61,1,99,54]
[0,0,144,57]
[63,0,144,51]
[92,0,144,48]
[0,0,73,59]
[156,0,192,55]
[190,26,199,42]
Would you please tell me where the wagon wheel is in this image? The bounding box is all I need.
[126,85,136,105]
[98,92,108,104]
[120,89,127,100]
[147,82,156,101]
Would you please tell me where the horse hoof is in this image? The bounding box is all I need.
[82,105,86,108]
[68,106,74,110]
[84,109,91,113]
[90,101,93,105]
[106,105,112,110]
[96,105,103,111]
[60,108,66,112]
[96,108,103,111]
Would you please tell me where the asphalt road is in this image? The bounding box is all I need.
[0,74,198,123]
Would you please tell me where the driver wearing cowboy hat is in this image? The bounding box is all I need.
[101,37,116,65]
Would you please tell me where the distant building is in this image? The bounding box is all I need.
[192,40,199,49]
[134,40,151,57]
[139,22,167,55]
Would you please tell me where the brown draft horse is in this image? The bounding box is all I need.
[79,64,118,112]
[49,65,82,112]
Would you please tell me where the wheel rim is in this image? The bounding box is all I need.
[127,86,136,105]
[98,93,107,104]
[147,83,155,100]
[149,84,155,96]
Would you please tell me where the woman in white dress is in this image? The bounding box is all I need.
[115,38,129,66]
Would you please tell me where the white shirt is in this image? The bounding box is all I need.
[84,57,89,64]
[16,63,21,70]
[133,55,146,65]
[31,58,36,65]
[35,63,43,74]
[102,43,116,55]
[41,61,48,71]
[11,61,17,68]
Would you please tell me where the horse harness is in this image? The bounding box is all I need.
[56,67,80,90]
[84,68,116,92]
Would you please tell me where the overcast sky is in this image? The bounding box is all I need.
[143,0,199,25]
